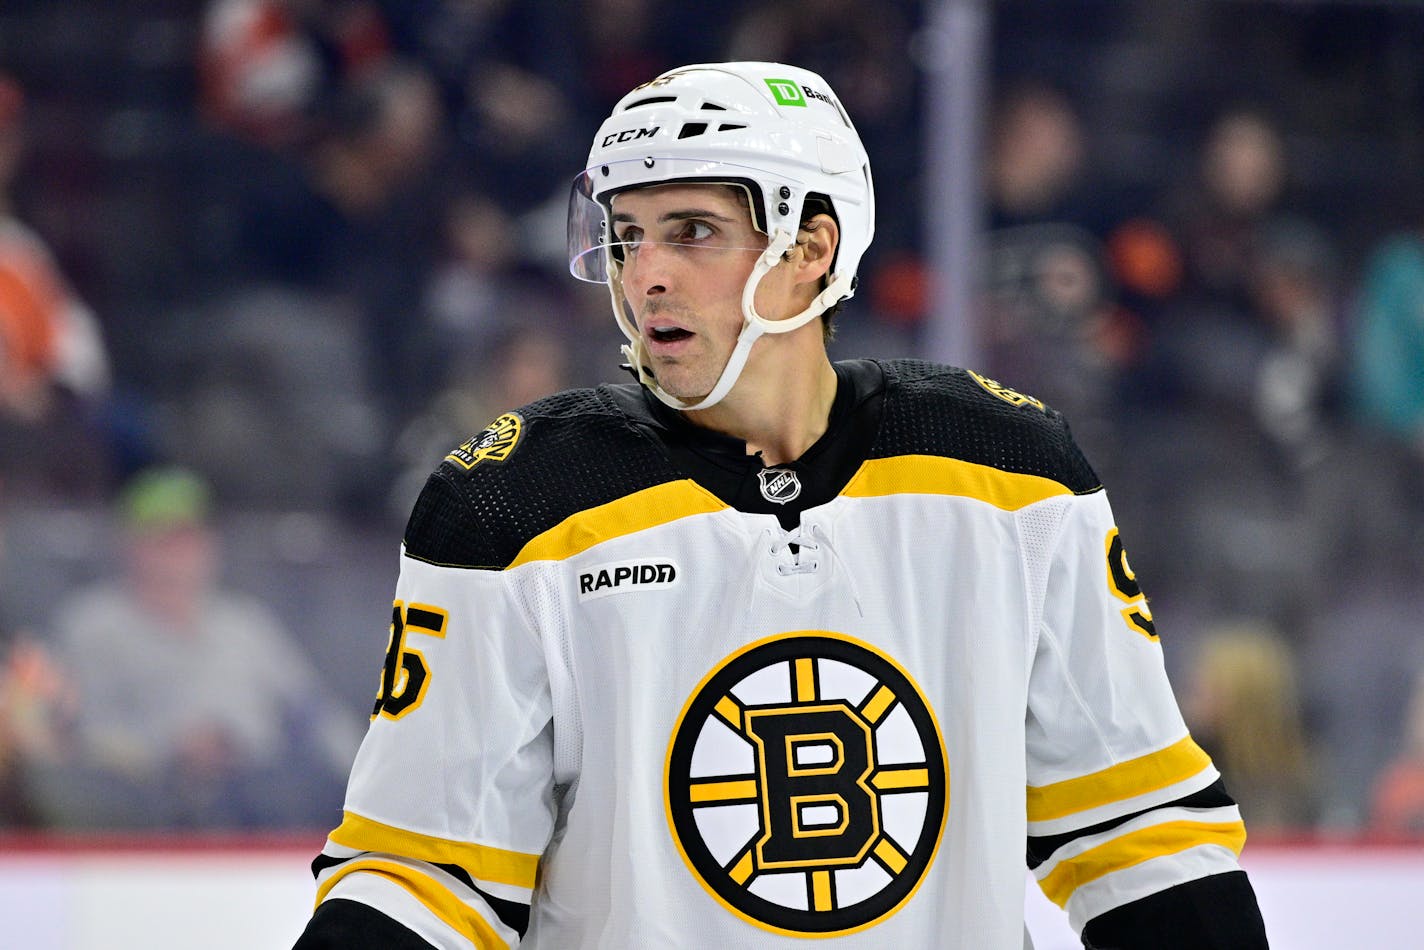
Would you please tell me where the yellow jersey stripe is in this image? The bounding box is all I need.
[509,480,726,567]
[1037,819,1247,908]
[843,455,1075,510]
[316,858,510,950]
[1026,736,1213,823]
[328,810,539,889]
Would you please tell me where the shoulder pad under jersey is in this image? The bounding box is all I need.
[403,386,685,569]
[872,360,1101,494]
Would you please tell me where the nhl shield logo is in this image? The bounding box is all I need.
[757,467,802,505]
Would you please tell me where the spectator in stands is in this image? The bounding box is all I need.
[302,59,451,417]
[1235,218,1356,627]
[1118,107,1341,624]
[1346,227,1424,566]
[192,1,395,286]
[980,82,1119,439]
[191,54,451,492]
[986,81,1094,232]
[1171,107,1291,315]
[421,189,528,359]
[36,467,361,829]
[1183,621,1319,833]
[455,58,581,216]
[198,0,392,151]
[1137,106,1318,410]
[1126,107,1295,399]
[0,74,110,420]
[1246,217,1344,468]
[1351,229,1424,458]
[0,634,69,828]
[0,73,115,498]
[0,480,72,826]
[1369,664,1424,836]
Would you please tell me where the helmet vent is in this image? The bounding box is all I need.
[716,123,746,132]
[700,101,727,111]
[625,95,677,109]
[678,123,708,139]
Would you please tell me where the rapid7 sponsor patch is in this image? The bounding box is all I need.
[578,558,680,601]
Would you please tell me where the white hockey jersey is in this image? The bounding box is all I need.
[308,360,1247,949]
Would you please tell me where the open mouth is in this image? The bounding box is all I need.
[649,326,694,343]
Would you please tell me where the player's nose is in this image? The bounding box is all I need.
[624,243,676,297]
[623,256,666,297]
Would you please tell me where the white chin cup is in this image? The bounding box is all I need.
[617,229,841,412]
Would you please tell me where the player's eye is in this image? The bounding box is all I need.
[615,226,643,250]
[676,220,715,243]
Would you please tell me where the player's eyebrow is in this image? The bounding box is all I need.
[610,208,738,224]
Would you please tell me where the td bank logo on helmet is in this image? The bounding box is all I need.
[764,78,834,108]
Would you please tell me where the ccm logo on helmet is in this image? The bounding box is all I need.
[602,125,660,147]
[579,558,679,600]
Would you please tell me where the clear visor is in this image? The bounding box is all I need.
[567,157,796,282]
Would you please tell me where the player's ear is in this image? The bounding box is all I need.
[789,213,838,287]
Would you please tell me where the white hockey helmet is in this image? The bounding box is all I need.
[568,61,875,410]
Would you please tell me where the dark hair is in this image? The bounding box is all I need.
[796,193,844,341]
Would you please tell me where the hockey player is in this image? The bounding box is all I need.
[295,62,1269,948]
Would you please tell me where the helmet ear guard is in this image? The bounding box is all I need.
[569,62,875,411]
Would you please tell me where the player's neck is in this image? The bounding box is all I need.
[685,340,837,467]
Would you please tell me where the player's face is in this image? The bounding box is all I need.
[611,184,770,402]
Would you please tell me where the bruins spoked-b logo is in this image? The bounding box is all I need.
[665,632,948,937]
[446,412,522,470]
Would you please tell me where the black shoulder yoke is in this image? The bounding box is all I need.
[403,385,683,570]
[872,360,1101,493]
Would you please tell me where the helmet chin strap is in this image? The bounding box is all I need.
[612,229,848,413]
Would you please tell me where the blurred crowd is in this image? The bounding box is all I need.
[1,0,1423,837]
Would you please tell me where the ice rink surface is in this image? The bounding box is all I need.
[1,838,1420,948]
